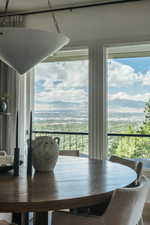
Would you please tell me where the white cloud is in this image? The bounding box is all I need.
[108,106,144,114]
[108,60,150,87]
[35,60,150,91]
[35,61,88,111]
[35,89,88,104]
[35,63,59,81]
[109,92,150,102]
[35,103,87,111]
[35,103,51,111]
[108,60,141,87]
[34,60,150,113]
[141,71,150,86]
[35,61,88,90]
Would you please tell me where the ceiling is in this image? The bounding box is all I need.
[0,0,148,46]
[0,0,139,13]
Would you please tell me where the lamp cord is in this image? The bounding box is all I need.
[4,0,10,13]
[47,0,61,33]
[0,0,10,25]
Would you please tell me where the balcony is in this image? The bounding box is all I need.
[107,133,150,169]
[33,130,88,154]
[33,130,150,168]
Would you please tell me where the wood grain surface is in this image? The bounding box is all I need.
[0,156,137,213]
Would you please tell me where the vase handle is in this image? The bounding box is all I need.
[54,137,60,145]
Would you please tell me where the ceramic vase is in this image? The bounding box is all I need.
[0,99,7,113]
[32,136,59,172]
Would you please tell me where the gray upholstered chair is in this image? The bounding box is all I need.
[0,214,12,225]
[0,221,11,225]
[109,155,143,185]
[52,176,149,225]
[81,155,143,216]
[54,136,80,157]
[59,150,79,157]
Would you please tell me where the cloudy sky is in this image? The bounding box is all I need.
[108,57,150,121]
[35,57,150,121]
[35,60,88,113]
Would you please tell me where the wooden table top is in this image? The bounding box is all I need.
[0,156,137,213]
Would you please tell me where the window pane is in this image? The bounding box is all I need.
[107,55,150,161]
[33,60,88,154]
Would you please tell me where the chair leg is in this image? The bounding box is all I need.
[138,217,144,225]
[34,212,48,225]
[12,213,21,225]
[12,213,29,225]
[21,213,25,225]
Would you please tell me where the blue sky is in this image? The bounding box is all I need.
[112,58,150,95]
[35,57,150,122]
[115,57,150,74]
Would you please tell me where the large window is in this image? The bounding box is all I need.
[33,50,89,154]
[107,45,150,163]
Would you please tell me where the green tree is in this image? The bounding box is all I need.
[109,99,150,158]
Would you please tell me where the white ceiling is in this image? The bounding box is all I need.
[0,0,149,47]
[0,0,133,12]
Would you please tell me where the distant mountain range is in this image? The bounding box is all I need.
[34,110,144,122]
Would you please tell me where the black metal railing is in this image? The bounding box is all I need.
[33,130,88,153]
[107,133,150,138]
[32,131,150,158]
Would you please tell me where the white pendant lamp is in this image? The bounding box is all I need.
[0,27,69,74]
[0,0,69,74]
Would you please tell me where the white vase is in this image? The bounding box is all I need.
[32,136,59,172]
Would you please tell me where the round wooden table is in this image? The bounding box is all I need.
[0,156,137,213]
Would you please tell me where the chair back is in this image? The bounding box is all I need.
[59,150,79,157]
[110,155,143,185]
[110,155,137,170]
[104,176,149,225]
[136,161,143,184]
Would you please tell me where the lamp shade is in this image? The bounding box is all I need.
[0,27,69,74]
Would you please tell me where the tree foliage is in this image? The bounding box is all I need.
[109,100,150,158]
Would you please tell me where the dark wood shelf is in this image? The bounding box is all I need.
[0,112,11,116]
